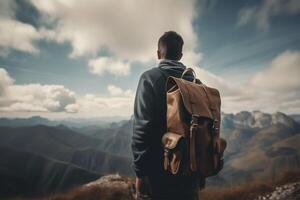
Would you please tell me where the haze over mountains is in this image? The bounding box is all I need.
[0,120,133,197]
[0,116,127,128]
[0,111,299,197]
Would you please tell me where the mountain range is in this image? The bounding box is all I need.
[0,116,127,128]
[217,111,300,184]
[0,124,133,197]
[0,146,100,197]
[0,111,299,197]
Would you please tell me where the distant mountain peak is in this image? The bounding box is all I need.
[222,111,299,129]
[271,111,297,128]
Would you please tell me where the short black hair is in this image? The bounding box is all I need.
[158,31,184,60]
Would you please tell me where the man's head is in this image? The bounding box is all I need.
[157,31,184,61]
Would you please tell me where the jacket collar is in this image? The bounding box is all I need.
[158,59,186,69]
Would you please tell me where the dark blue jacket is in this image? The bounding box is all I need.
[131,60,195,177]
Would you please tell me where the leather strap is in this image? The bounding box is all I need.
[202,85,221,170]
[190,122,198,172]
[181,67,196,83]
[179,74,200,172]
[164,150,170,170]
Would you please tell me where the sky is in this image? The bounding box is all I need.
[0,0,299,119]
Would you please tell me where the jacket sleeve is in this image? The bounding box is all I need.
[131,73,155,177]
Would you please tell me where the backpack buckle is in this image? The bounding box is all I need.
[191,114,199,125]
[212,119,219,135]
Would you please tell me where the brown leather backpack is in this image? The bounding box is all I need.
[161,68,227,183]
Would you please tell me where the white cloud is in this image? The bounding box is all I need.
[73,94,134,117]
[30,0,198,59]
[107,85,133,97]
[0,18,41,54]
[251,50,300,91]
[1,0,202,76]
[88,57,130,77]
[107,85,123,96]
[181,51,203,68]
[0,68,134,116]
[0,68,14,95]
[237,0,300,31]
[221,50,300,113]
[237,7,256,27]
[192,67,243,97]
[0,0,42,55]
[65,103,79,113]
[29,0,200,75]
[0,68,76,112]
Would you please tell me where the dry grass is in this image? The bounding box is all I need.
[14,185,134,200]
[25,176,135,200]
[43,185,134,200]
[198,171,300,200]
[9,171,300,200]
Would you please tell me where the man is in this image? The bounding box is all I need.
[131,31,199,200]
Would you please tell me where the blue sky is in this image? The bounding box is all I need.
[0,0,299,118]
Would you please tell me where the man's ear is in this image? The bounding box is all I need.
[157,50,161,60]
[178,53,183,60]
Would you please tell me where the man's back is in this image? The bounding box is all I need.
[132,59,199,199]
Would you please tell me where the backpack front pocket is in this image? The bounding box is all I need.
[162,132,185,174]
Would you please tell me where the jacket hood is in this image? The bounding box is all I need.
[158,59,186,69]
[158,59,195,81]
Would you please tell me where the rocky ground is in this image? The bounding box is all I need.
[84,175,300,200]
[84,174,135,198]
[256,182,300,200]
[12,174,299,200]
